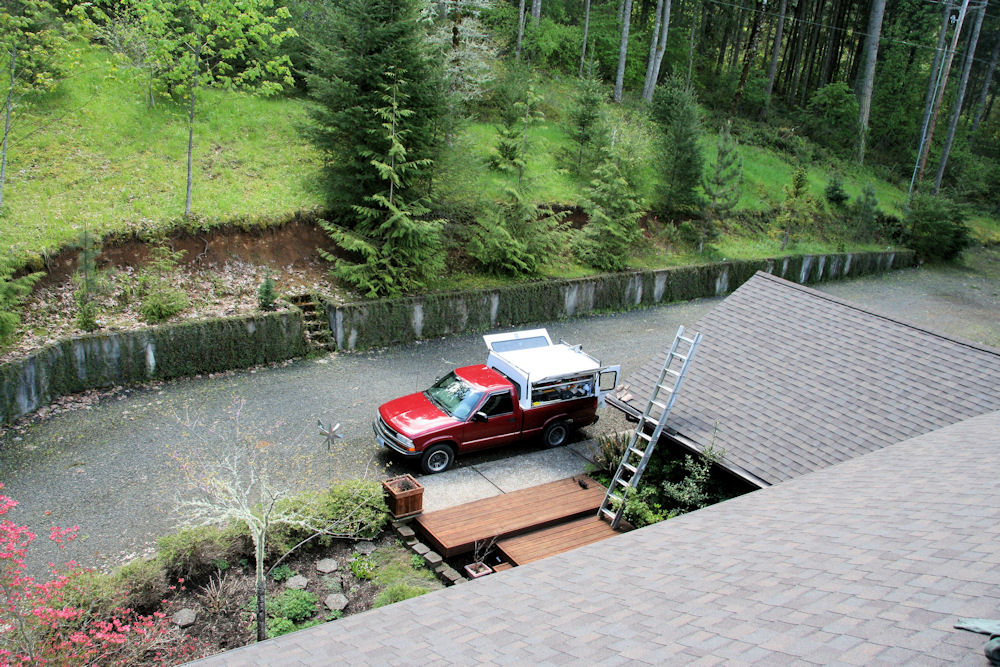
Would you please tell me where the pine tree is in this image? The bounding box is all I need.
[699,121,743,254]
[652,76,703,217]
[490,84,543,188]
[305,0,444,223]
[467,185,567,277]
[568,72,606,177]
[319,68,445,297]
[575,155,642,271]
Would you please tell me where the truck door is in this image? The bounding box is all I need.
[462,389,521,451]
[596,366,620,408]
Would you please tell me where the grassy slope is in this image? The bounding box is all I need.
[1,48,321,262]
[3,48,997,269]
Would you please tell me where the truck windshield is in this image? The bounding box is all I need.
[425,372,485,421]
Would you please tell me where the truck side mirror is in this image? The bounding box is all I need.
[472,411,488,423]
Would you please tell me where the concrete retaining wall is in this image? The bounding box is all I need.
[322,250,915,351]
[1,310,306,424]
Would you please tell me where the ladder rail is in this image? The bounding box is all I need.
[598,325,702,530]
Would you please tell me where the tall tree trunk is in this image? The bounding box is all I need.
[970,27,1000,136]
[185,47,202,218]
[786,0,808,104]
[1,46,15,211]
[642,0,672,101]
[729,2,746,70]
[761,0,787,120]
[531,0,541,22]
[687,8,699,85]
[933,0,986,192]
[516,0,527,60]
[614,0,634,102]
[730,0,764,114]
[855,0,886,164]
[798,0,825,105]
[915,0,971,186]
[579,0,592,76]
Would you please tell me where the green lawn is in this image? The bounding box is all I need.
[1,48,322,263]
[3,48,997,271]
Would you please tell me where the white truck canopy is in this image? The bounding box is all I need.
[483,329,619,408]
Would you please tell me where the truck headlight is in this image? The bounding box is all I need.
[398,434,414,449]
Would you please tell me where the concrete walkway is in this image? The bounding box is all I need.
[416,441,600,512]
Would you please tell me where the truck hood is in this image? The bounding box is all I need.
[379,392,458,437]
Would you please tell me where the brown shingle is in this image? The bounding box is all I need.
[608,272,1000,486]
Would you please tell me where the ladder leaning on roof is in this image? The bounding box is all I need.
[598,325,702,530]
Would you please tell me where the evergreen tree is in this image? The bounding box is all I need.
[319,68,445,297]
[490,83,543,188]
[467,185,567,277]
[652,76,703,217]
[850,183,879,241]
[575,155,642,271]
[74,229,102,332]
[775,166,819,251]
[700,121,743,254]
[305,0,444,223]
[568,72,606,177]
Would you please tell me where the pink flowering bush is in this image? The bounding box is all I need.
[0,484,200,666]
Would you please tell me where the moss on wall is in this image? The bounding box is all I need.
[1,311,306,424]
[321,250,915,352]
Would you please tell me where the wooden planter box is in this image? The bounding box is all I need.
[382,474,424,519]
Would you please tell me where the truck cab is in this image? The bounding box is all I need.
[374,329,619,473]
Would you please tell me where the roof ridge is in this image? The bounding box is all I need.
[752,270,1000,358]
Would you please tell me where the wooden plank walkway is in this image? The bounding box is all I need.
[414,475,606,557]
[496,516,620,565]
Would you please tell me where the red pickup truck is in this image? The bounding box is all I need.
[374,329,619,473]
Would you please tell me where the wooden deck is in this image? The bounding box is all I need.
[414,475,606,557]
[496,516,620,565]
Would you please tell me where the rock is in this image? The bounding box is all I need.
[324,593,349,612]
[396,525,415,539]
[316,558,338,574]
[286,574,309,590]
[172,608,197,628]
[424,551,443,566]
[412,542,429,556]
[354,540,376,555]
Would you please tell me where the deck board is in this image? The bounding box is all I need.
[414,475,606,557]
[496,516,620,565]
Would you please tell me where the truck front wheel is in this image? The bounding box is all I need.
[542,421,569,448]
[421,444,455,474]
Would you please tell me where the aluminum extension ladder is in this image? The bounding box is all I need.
[598,325,702,530]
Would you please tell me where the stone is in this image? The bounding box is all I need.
[396,525,415,539]
[316,558,338,574]
[324,593,349,612]
[424,551,443,566]
[412,542,429,556]
[286,575,309,590]
[355,540,376,555]
[439,566,463,584]
[172,608,197,628]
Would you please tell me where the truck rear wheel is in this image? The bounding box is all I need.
[542,421,569,448]
[421,444,455,474]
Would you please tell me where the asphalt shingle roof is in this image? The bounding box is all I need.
[608,271,1000,486]
[201,410,1000,665]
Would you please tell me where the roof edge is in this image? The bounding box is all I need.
[753,271,1000,357]
[605,396,771,489]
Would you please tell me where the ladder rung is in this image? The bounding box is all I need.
[628,447,646,457]
[670,353,688,362]
[605,492,624,504]
[622,462,637,474]
[656,384,675,392]
[650,400,667,409]
[599,507,617,519]
[635,432,652,441]
[615,478,630,488]
[664,369,681,377]
[679,336,695,345]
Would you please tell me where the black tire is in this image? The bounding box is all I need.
[542,421,569,448]
[420,443,455,474]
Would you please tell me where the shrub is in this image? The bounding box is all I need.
[269,589,318,624]
[138,244,189,323]
[825,175,849,208]
[373,583,429,608]
[156,524,248,585]
[140,288,190,323]
[905,194,972,262]
[409,554,426,569]
[257,274,277,311]
[592,431,630,474]
[270,563,295,582]
[115,557,169,612]
[0,259,43,344]
[802,82,859,155]
[265,615,297,638]
[350,555,376,580]
[623,485,670,528]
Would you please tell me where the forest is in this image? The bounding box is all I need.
[1,0,998,326]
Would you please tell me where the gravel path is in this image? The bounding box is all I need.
[2,249,998,574]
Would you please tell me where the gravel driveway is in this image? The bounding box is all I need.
[3,249,998,574]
